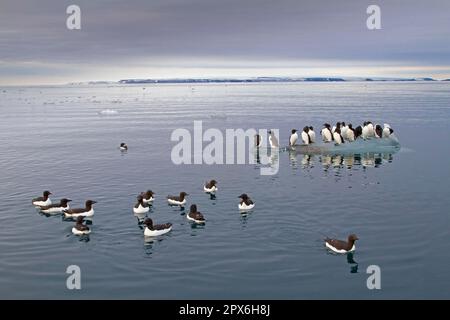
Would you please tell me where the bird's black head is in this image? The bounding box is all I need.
[238,193,249,200]
[291,129,297,134]
[61,198,72,205]
[190,204,197,213]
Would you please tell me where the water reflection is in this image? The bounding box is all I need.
[347,252,358,274]
[288,151,396,172]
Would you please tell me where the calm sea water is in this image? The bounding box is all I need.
[0,82,449,299]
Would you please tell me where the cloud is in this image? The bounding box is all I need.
[1,0,450,84]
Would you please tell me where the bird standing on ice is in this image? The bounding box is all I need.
[289,129,298,146]
[383,124,394,138]
[333,128,345,145]
[268,130,279,148]
[321,124,333,142]
[301,126,311,145]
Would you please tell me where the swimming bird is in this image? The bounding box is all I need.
[325,234,359,253]
[375,124,383,138]
[72,216,91,235]
[333,128,345,145]
[346,124,355,141]
[141,190,154,203]
[120,143,128,151]
[143,218,172,236]
[238,193,255,210]
[134,195,149,214]
[321,124,333,142]
[167,192,188,206]
[187,204,206,224]
[383,124,394,138]
[32,191,52,207]
[204,180,218,193]
[254,134,262,147]
[301,126,311,145]
[308,126,316,143]
[63,200,96,218]
[39,198,72,214]
[289,129,298,146]
[268,130,279,148]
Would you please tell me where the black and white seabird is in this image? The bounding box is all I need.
[32,190,52,207]
[346,124,356,141]
[141,190,154,203]
[204,180,218,193]
[63,200,97,218]
[39,198,72,214]
[72,216,91,235]
[341,122,349,139]
[333,128,345,145]
[289,129,298,146]
[238,193,255,210]
[325,234,359,253]
[167,192,188,206]
[354,125,363,139]
[321,123,333,142]
[362,121,375,139]
[134,195,149,214]
[383,124,394,138]
[143,218,172,236]
[120,143,128,151]
[301,126,311,145]
[268,130,279,148]
[187,204,206,224]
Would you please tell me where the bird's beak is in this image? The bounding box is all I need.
[67,199,72,202]
[92,201,97,204]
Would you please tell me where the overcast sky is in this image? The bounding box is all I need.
[1,0,450,84]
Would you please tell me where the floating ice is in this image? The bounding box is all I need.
[98,109,119,115]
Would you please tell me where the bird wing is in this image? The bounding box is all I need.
[325,238,348,250]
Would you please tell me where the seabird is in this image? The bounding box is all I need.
[63,200,97,218]
[289,129,298,146]
[187,204,206,224]
[238,193,255,211]
[141,190,154,203]
[167,192,188,206]
[32,191,52,207]
[72,216,91,235]
[134,195,149,214]
[143,218,172,236]
[204,180,218,193]
[321,123,333,142]
[301,126,311,145]
[268,130,279,148]
[39,198,72,214]
[325,234,359,253]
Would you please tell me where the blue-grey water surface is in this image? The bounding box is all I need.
[0,82,449,299]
